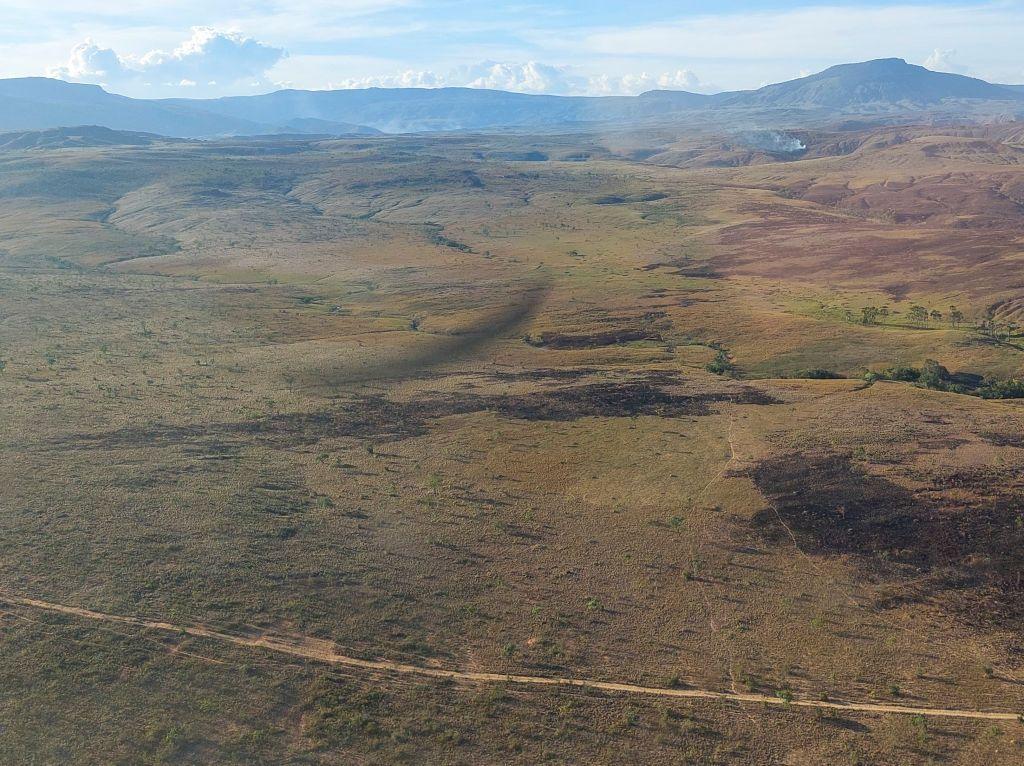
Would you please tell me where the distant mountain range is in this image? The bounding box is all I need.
[1,59,1022,139]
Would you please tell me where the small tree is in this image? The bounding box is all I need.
[909,305,929,325]
[861,306,880,325]
[949,306,964,328]
[706,350,736,377]
[930,309,943,323]
[920,359,949,389]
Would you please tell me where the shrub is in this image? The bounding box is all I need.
[706,350,735,376]
[978,379,1024,399]
[796,368,843,380]
[884,366,921,382]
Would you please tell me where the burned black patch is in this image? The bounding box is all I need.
[642,258,722,279]
[979,431,1024,448]
[484,367,603,382]
[751,453,1024,629]
[591,192,668,205]
[750,455,919,561]
[530,330,663,349]
[63,379,777,451]
[484,367,681,385]
[471,383,729,420]
[399,379,774,425]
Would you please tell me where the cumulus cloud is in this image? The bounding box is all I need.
[923,48,968,75]
[331,68,444,89]
[333,61,584,93]
[459,61,586,93]
[333,61,713,96]
[588,69,709,96]
[50,27,285,96]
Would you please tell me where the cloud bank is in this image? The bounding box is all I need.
[50,30,712,98]
[333,61,714,96]
[50,27,285,96]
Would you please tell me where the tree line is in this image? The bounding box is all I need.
[851,304,965,327]
[849,304,1020,340]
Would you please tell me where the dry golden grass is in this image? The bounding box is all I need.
[2,127,1024,763]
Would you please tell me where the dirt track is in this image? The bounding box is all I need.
[2,593,1020,723]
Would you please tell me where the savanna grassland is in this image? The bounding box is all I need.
[2,125,1024,764]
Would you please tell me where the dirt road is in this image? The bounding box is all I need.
[2,593,1020,723]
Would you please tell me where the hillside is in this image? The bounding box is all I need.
[0,125,166,150]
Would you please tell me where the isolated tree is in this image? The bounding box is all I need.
[930,309,943,323]
[909,305,929,325]
[879,306,891,321]
[949,306,965,328]
[920,359,949,389]
[861,306,880,325]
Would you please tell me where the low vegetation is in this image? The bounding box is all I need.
[2,122,1024,764]
[866,359,1024,398]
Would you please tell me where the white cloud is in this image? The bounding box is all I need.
[589,69,710,95]
[333,61,714,96]
[923,48,968,74]
[332,69,445,89]
[657,70,704,90]
[334,61,584,93]
[56,41,126,81]
[49,27,285,96]
[462,61,583,93]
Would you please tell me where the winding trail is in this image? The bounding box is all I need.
[2,593,1020,723]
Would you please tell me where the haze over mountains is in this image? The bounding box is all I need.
[1,58,1023,138]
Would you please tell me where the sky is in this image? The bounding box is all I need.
[1,1,1023,99]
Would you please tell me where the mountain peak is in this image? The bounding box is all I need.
[833,57,908,68]
[723,57,1023,110]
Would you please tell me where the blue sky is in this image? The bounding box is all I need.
[2,1,1023,98]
